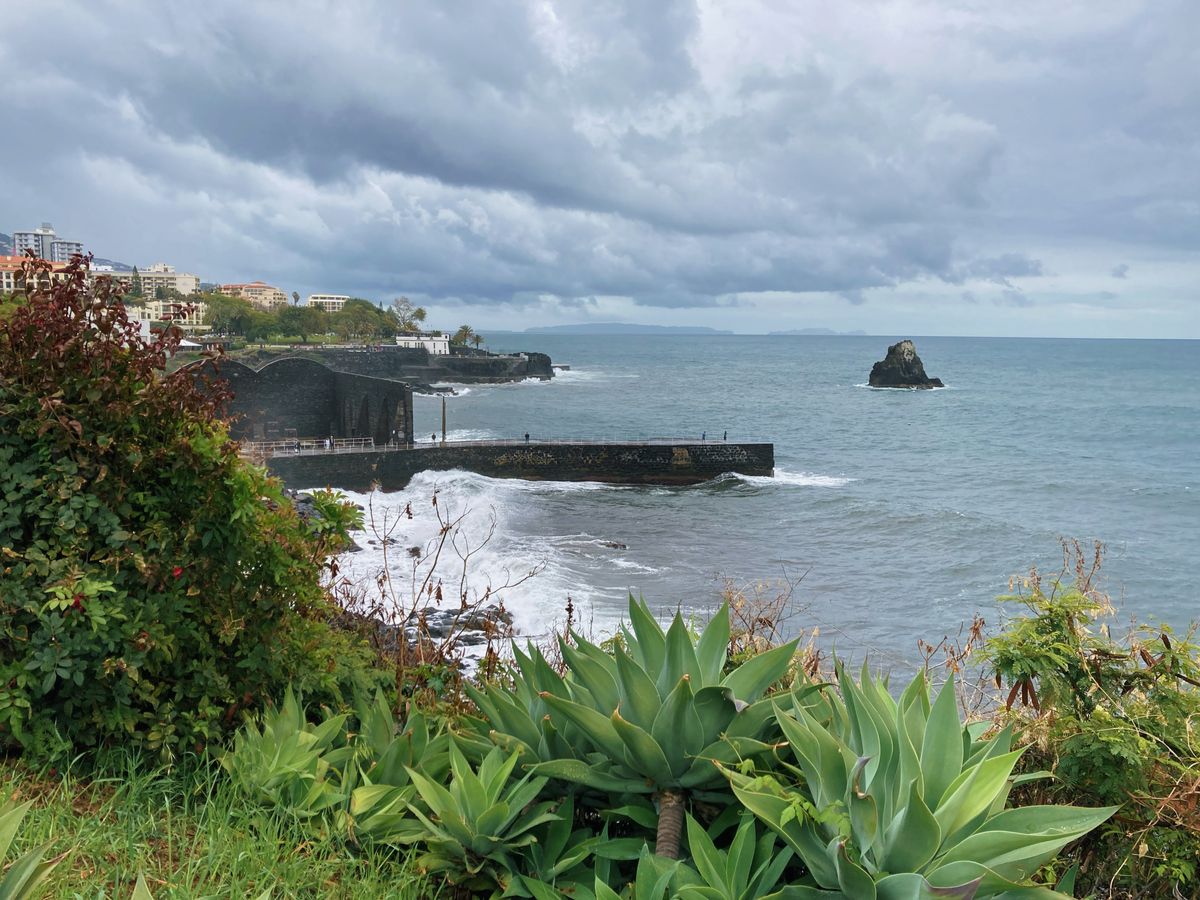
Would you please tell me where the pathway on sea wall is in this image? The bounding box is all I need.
[263,439,775,491]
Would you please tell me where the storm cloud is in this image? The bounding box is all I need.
[2,0,1196,336]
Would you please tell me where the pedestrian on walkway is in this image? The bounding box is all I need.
[723,430,727,441]
[702,431,706,441]
[524,432,530,442]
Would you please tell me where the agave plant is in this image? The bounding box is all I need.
[724,668,1117,899]
[403,742,560,892]
[0,801,62,900]
[677,813,800,900]
[467,597,798,860]
[219,687,354,820]
[504,795,646,899]
[340,689,450,844]
[221,686,451,843]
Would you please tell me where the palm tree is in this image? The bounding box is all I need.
[470,333,484,350]
[291,290,300,306]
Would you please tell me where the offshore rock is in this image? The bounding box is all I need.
[868,340,944,389]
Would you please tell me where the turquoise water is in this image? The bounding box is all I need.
[338,335,1199,669]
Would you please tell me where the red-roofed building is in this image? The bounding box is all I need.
[220,281,289,310]
[0,255,71,293]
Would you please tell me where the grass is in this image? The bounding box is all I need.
[1,753,436,899]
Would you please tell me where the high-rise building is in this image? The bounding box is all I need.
[10,222,84,262]
[50,240,84,262]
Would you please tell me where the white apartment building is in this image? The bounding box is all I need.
[395,331,451,355]
[306,293,349,314]
[10,222,84,262]
[220,281,289,310]
[106,263,201,297]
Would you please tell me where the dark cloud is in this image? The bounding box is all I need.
[0,0,1196,336]
[1111,263,1130,279]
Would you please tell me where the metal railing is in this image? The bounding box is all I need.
[241,434,770,460]
[239,437,376,459]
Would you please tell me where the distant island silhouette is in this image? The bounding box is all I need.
[525,323,734,335]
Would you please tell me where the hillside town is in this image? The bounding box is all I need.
[0,221,474,349]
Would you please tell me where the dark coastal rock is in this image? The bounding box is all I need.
[334,603,514,653]
[600,540,628,550]
[868,340,944,389]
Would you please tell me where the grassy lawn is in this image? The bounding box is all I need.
[1,756,436,899]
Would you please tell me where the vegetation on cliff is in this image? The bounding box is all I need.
[0,256,385,760]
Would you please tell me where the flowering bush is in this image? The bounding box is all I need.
[0,255,381,759]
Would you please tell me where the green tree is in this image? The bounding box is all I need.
[242,308,278,342]
[0,256,381,758]
[451,324,475,346]
[202,292,255,336]
[154,285,167,300]
[335,299,392,343]
[470,333,484,350]
[277,305,327,343]
[291,290,300,307]
[128,266,143,298]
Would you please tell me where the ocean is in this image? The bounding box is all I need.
[331,335,1199,672]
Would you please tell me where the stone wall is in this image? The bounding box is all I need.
[288,347,553,383]
[194,357,413,443]
[265,441,774,491]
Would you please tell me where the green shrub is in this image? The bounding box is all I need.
[984,564,1200,896]
[0,256,380,759]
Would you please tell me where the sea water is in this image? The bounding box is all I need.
[332,335,1199,671]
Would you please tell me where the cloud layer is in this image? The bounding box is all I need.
[2,0,1196,336]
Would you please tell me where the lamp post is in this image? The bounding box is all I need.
[441,396,447,446]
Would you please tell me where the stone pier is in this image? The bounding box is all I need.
[264,440,774,491]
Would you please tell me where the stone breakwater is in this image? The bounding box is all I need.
[266,441,775,491]
[233,346,554,386]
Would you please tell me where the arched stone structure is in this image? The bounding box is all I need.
[188,356,413,444]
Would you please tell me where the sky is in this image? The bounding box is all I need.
[2,0,1197,337]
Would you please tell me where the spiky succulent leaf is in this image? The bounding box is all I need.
[720,638,801,705]
[696,603,732,685]
[614,643,662,730]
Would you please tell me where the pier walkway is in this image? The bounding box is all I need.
[256,437,774,491]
